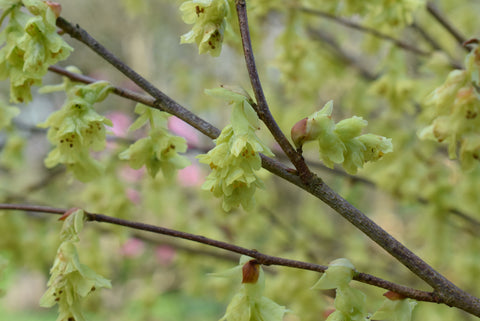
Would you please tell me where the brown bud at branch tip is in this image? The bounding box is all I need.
[242,260,260,284]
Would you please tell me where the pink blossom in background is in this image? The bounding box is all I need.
[126,188,141,204]
[120,165,145,182]
[106,111,131,137]
[177,163,204,187]
[168,116,199,147]
[155,245,176,266]
[121,238,145,258]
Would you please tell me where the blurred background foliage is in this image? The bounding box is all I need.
[1,0,480,320]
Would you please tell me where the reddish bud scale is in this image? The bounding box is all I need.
[45,1,62,18]
[323,308,336,319]
[291,117,308,148]
[242,260,260,284]
[58,207,81,221]
[383,291,406,301]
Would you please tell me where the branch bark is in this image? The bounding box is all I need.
[0,203,441,303]
[426,1,467,48]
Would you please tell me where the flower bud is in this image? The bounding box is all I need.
[383,291,406,301]
[291,117,308,148]
[45,1,62,18]
[242,259,260,284]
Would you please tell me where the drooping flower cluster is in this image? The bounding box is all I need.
[0,0,72,103]
[313,258,416,321]
[179,0,232,56]
[215,256,289,321]
[38,77,113,182]
[197,87,274,211]
[291,101,393,174]
[312,258,367,321]
[39,209,111,321]
[119,104,190,179]
[371,291,417,321]
[418,39,480,171]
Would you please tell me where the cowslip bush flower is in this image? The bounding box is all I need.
[197,87,274,211]
[312,258,367,321]
[291,101,393,174]
[39,209,111,321]
[419,39,480,171]
[119,104,190,179]
[0,0,72,103]
[179,0,232,56]
[215,256,289,321]
[38,79,113,182]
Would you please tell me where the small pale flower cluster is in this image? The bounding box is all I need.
[39,209,111,321]
[197,87,273,211]
[419,39,480,171]
[179,0,232,56]
[119,104,190,179]
[39,79,113,182]
[0,0,72,103]
[291,101,393,174]
[313,258,416,321]
[216,256,289,321]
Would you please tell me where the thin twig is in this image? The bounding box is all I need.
[410,22,463,69]
[299,7,431,57]
[234,0,309,177]
[410,22,442,51]
[53,15,480,315]
[0,203,441,303]
[54,18,221,141]
[426,1,467,49]
[306,27,377,81]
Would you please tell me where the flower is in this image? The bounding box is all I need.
[291,101,393,174]
[197,87,273,211]
[38,81,113,182]
[179,0,232,56]
[119,104,190,179]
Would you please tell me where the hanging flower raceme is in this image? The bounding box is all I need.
[312,258,417,321]
[0,0,72,103]
[418,38,480,171]
[179,0,233,56]
[197,87,274,211]
[291,100,393,174]
[312,258,367,321]
[39,209,111,321]
[38,75,113,182]
[119,104,190,179]
[214,256,289,321]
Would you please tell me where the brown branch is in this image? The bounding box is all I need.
[52,15,480,315]
[55,18,221,141]
[0,203,441,303]
[306,27,377,81]
[410,22,443,51]
[299,7,431,56]
[426,2,467,49]
[234,0,310,177]
[409,22,463,69]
